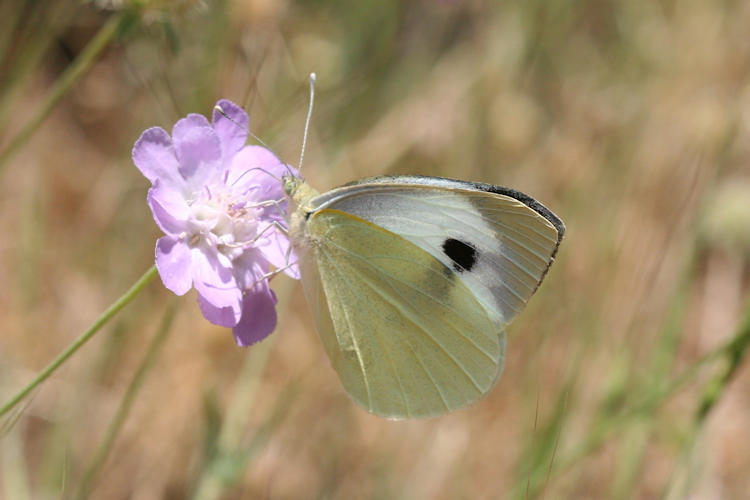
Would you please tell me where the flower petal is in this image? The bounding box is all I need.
[213,99,249,161]
[232,249,267,291]
[147,182,191,235]
[172,120,222,188]
[191,247,243,313]
[197,293,240,327]
[258,230,300,280]
[233,284,278,346]
[155,236,193,295]
[172,113,211,139]
[132,127,181,185]
[226,146,295,200]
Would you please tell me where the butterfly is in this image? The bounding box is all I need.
[282,173,564,419]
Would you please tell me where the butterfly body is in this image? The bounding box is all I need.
[283,175,564,419]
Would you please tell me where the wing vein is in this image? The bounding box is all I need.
[325,233,497,361]
[319,247,413,416]
[340,250,487,395]
[372,210,549,284]
[317,251,375,411]
[387,192,557,249]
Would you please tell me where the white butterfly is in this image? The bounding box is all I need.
[283,173,564,418]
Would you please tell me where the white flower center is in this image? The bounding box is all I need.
[186,183,268,261]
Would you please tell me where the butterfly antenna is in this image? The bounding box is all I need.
[298,72,316,175]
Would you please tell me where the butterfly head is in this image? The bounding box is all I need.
[283,174,318,210]
[282,174,301,197]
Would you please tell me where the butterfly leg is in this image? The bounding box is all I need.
[249,261,297,287]
[248,197,291,226]
[245,198,296,269]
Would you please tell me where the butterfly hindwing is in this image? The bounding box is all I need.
[300,208,506,419]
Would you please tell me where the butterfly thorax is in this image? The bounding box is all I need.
[283,175,320,250]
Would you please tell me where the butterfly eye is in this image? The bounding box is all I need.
[442,238,478,272]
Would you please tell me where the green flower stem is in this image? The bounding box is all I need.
[0,265,159,419]
[76,298,177,499]
[0,10,130,172]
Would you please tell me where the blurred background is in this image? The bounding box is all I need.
[1,0,750,498]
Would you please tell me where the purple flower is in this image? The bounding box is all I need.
[132,99,299,346]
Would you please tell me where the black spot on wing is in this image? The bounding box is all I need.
[442,238,477,272]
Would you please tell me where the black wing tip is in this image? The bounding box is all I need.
[460,178,566,284]
[468,180,566,260]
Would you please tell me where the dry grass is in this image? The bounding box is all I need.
[2,0,750,498]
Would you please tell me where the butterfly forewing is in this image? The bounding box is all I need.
[301,208,505,419]
[308,176,564,326]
